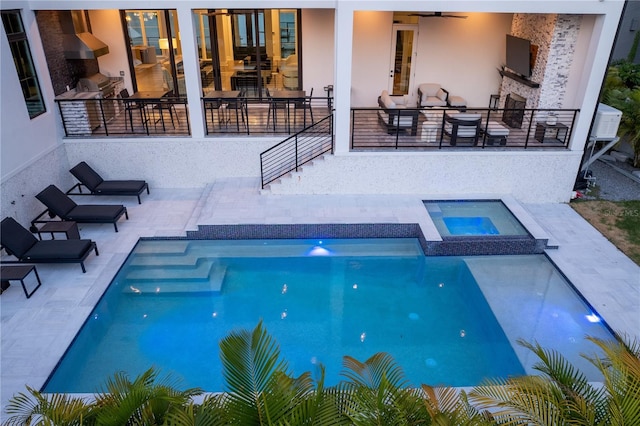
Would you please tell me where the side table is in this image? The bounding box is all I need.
[1,264,42,298]
[36,221,80,240]
[535,122,568,144]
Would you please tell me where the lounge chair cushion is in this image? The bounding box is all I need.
[69,162,103,191]
[1,217,98,272]
[69,162,147,196]
[92,180,147,195]
[1,217,37,258]
[65,205,126,222]
[24,239,94,260]
[36,185,78,218]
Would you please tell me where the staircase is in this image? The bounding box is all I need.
[122,241,227,294]
[260,113,334,189]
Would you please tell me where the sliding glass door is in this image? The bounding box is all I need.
[123,9,183,96]
[194,9,300,98]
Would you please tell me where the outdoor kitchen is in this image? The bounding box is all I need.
[37,10,124,135]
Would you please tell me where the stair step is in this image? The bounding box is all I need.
[123,265,227,295]
[125,259,215,281]
[133,240,190,255]
[129,253,199,267]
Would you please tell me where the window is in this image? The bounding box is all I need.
[124,10,183,96]
[2,10,45,119]
[194,9,300,96]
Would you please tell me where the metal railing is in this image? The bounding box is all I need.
[56,97,190,137]
[203,96,333,135]
[351,106,579,150]
[260,113,334,189]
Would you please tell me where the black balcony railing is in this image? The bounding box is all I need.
[260,113,334,188]
[56,97,190,137]
[351,106,579,150]
[203,96,333,135]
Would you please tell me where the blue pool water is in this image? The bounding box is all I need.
[426,200,529,237]
[43,238,613,393]
[443,217,499,235]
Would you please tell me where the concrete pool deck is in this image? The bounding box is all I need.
[1,178,638,412]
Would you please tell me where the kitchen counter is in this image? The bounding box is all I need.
[54,90,102,136]
[55,90,99,100]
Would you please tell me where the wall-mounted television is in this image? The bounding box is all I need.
[506,34,537,78]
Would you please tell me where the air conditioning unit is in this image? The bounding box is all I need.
[590,103,622,140]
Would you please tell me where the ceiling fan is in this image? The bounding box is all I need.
[410,12,468,19]
[198,10,231,17]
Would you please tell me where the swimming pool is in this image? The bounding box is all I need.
[43,238,614,393]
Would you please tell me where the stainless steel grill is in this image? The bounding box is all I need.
[78,73,116,121]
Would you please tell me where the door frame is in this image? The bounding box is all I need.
[388,24,418,100]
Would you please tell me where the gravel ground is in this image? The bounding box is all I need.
[584,159,640,201]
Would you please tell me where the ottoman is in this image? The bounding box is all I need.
[483,121,510,145]
[448,95,467,109]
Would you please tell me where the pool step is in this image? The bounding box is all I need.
[133,240,190,255]
[129,253,200,267]
[123,263,227,294]
[125,258,216,282]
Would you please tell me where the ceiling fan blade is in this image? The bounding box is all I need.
[409,12,468,19]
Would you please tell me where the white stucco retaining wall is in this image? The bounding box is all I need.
[267,151,583,204]
[63,138,278,188]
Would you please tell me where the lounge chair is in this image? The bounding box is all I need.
[34,185,129,232]
[1,217,98,273]
[68,161,149,204]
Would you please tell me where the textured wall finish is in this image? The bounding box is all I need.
[0,147,72,228]
[63,140,581,203]
[539,15,582,109]
[500,13,581,111]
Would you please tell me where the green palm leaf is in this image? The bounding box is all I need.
[219,320,314,425]
[93,367,202,425]
[3,386,92,426]
[584,335,640,425]
[338,352,427,426]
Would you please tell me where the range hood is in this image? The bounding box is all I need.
[60,11,109,59]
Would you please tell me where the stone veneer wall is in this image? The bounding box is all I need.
[35,11,99,96]
[499,14,582,111]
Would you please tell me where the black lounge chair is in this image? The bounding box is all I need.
[68,161,149,204]
[1,217,98,273]
[34,185,129,232]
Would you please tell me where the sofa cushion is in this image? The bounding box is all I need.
[450,113,481,121]
[436,88,448,101]
[380,92,396,108]
[419,83,440,97]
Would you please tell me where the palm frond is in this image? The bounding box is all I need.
[585,335,640,424]
[93,367,202,425]
[219,320,313,425]
[3,385,92,426]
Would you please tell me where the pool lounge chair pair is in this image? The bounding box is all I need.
[33,185,129,232]
[68,161,149,204]
[1,217,98,273]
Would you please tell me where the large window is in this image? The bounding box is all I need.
[2,10,45,119]
[194,9,300,97]
[124,10,183,96]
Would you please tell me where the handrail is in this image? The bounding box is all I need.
[350,106,579,150]
[55,97,190,137]
[260,113,334,189]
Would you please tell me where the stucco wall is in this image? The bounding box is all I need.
[266,151,583,204]
[0,146,72,229]
[63,138,277,187]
